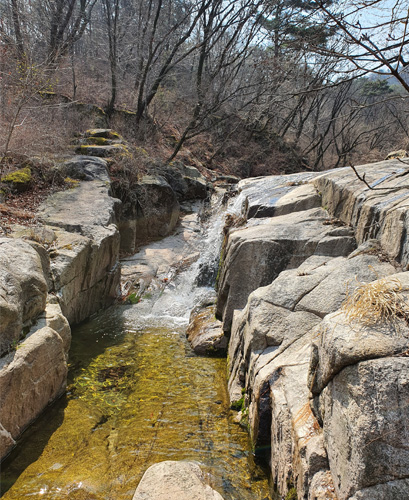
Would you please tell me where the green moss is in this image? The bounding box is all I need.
[64,177,80,189]
[84,137,109,145]
[1,167,31,185]
[85,129,121,140]
[230,395,245,411]
[1,167,32,192]
[285,487,298,500]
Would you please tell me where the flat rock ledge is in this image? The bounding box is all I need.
[218,166,409,499]
[133,461,224,500]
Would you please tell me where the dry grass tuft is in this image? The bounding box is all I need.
[342,275,409,325]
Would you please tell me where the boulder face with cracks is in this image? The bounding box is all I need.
[37,156,122,325]
[218,167,409,500]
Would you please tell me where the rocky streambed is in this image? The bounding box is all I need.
[1,145,409,499]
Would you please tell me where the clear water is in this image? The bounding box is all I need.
[0,196,271,500]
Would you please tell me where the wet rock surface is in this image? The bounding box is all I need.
[186,304,227,356]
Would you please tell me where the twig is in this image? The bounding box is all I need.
[349,164,409,191]
[349,164,379,190]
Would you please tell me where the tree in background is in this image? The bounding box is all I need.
[1,0,408,172]
[311,0,409,93]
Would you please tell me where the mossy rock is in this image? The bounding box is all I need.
[85,129,122,140]
[83,136,110,146]
[285,486,298,500]
[75,144,128,158]
[1,167,32,192]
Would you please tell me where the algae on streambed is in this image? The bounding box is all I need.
[1,305,271,500]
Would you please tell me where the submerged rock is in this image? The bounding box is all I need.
[133,461,224,500]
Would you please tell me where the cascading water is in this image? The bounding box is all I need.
[0,189,271,500]
[121,188,244,329]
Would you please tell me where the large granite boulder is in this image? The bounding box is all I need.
[0,302,71,459]
[133,461,224,500]
[226,246,396,499]
[314,160,409,266]
[49,227,120,324]
[38,161,121,325]
[118,175,180,254]
[0,238,48,356]
[216,208,356,333]
[156,162,209,201]
[307,271,409,499]
[236,171,321,219]
[59,155,110,182]
[319,358,409,500]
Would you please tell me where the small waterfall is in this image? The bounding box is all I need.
[123,188,243,329]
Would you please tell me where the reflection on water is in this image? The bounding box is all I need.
[1,305,271,500]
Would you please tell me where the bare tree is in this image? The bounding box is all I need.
[312,0,409,93]
[167,0,267,161]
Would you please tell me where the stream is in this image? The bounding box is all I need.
[0,193,272,500]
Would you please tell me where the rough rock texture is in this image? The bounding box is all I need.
[0,156,121,460]
[49,227,120,324]
[186,304,227,355]
[0,302,70,458]
[219,172,408,500]
[118,175,180,254]
[38,158,121,324]
[38,174,120,233]
[314,160,409,266]
[216,207,356,332]
[317,357,409,500]
[307,272,409,499]
[237,171,321,219]
[59,155,111,182]
[157,163,209,201]
[226,249,395,499]
[133,461,224,500]
[0,238,48,356]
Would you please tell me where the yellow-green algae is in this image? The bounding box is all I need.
[1,306,271,500]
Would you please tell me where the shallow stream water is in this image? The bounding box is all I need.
[1,195,272,500]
